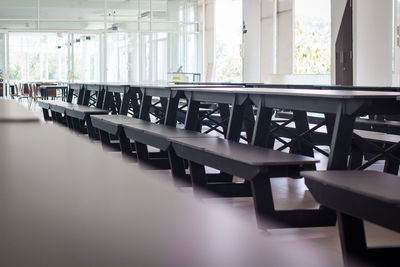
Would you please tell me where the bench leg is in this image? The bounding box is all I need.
[168,149,191,187]
[66,116,73,129]
[249,175,275,228]
[135,141,149,161]
[119,130,134,156]
[42,108,51,121]
[71,118,85,134]
[55,113,64,124]
[51,111,57,122]
[86,117,98,139]
[99,130,111,146]
[337,212,368,266]
[189,161,252,198]
[250,175,337,228]
[338,212,400,266]
[189,161,207,196]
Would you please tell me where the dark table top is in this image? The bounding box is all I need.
[0,99,39,122]
[137,83,244,89]
[170,87,400,99]
[0,122,335,266]
[40,85,68,89]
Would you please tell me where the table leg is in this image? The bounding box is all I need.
[327,105,356,170]
[219,103,230,137]
[243,104,255,141]
[324,113,336,145]
[226,104,245,142]
[114,92,122,112]
[139,95,152,121]
[251,106,274,148]
[184,98,200,131]
[164,97,180,127]
[120,90,131,116]
[102,92,112,112]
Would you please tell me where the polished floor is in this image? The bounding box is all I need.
[26,99,400,266]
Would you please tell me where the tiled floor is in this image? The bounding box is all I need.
[26,100,400,266]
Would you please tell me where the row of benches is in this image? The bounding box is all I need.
[38,82,400,266]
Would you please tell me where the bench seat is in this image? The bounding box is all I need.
[302,170,400,265]
[38,99,69,109]
[124,123,216,151]
[65,106,108,120]
[91,115,145,136]
[303,170,400,232]
[169,136,336,228]
[49,102,78,114]
[171,137,317,180]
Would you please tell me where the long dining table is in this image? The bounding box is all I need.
[167,87,400,170]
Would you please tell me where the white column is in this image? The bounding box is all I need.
[203,0,216,81]
[242,0,261,83]
[353,0,393,86]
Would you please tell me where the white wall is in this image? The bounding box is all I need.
[243,0,261,82]
[353,0,393,86]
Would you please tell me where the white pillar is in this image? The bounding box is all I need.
[242,0,261,83]
[203,0,216,81]
[353,0,393,86]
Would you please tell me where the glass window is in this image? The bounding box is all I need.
[107,32,139,83]
[215,0,243,82]
[294,0,331,74]
[141,33,152,82]
[9,33,68,81]
[73,34,100,82]
[153,33,168,82]
[0,34,6,79]
[2,0,200,84]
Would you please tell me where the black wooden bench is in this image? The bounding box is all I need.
[49,101,79,124]
[91,114,153,154]
[123,121,218,171]
[302,170,400,266]
[65,106,109,138]
[92,109,335,229]
[94,111,333,228]
[38,83,83,121]
[59,84,107,138]
[169,135,337,228]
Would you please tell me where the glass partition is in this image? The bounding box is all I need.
[2,0,201,83]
